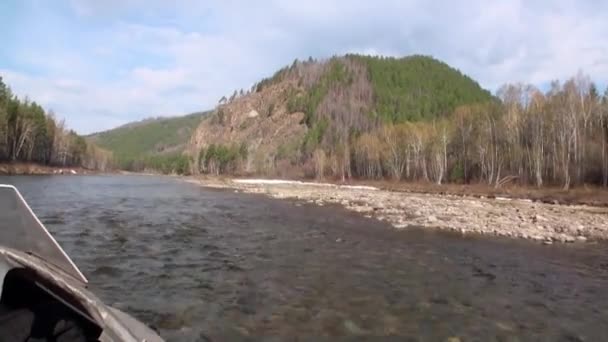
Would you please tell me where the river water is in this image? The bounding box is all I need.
[0,175,607,341]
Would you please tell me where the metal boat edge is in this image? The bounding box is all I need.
[0,184,164,341]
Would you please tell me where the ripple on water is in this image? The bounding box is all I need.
[40,213,66,225]
[91,265,123,277]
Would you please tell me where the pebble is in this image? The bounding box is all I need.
[343,320,364,334]
[577,224,585,233]
[558,234,575,243]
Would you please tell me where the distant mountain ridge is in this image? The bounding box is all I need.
[87,111,208,169]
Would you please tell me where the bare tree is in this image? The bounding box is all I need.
[601,88,608,186]
[428,122,448,184]
[313,148,326,179]
[499,84,526,183]
[526,86,547,187]
[557,81,578,189]
[454,106,474,182]
[381,124,408,180]
[354,132,383,179]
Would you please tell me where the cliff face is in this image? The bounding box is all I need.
[189,81,307,175]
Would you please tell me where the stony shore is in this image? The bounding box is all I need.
[186,178,608,244]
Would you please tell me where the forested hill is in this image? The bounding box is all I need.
[189,54,494,176]
[87,112,207,172]
[354,55,493,121]
[0,76,110,171]
[254,54,493,124]
[189,54,608,189]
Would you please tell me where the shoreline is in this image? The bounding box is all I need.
[359,180,608,208]
[185,176,608,244]
[0,162,98,175]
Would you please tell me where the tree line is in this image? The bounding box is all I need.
[119,153,190,175]
[197,143,247,175]
[323,72,608,188]
[0,76,111,170]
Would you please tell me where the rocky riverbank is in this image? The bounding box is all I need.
[186,177,608,244]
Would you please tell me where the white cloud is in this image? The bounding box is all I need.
[2,0,607,134]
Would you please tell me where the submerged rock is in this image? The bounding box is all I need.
[532,235,544,241]
[557,234,576,243]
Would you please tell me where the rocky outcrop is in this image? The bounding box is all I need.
[187,178,608,243]
[188,82,307,174]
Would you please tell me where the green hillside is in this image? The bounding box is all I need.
[267,54,495,157]
[354,55,494,122]
[87,111,207,169]
[258,54,494,124]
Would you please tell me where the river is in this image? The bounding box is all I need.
[0,175,607,341]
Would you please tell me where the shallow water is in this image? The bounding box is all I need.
[1,175,607,341]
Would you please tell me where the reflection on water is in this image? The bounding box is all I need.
[2,175,607,341]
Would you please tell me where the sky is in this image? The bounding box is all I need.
[1,0,607,134]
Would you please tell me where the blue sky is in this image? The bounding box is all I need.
[1,0,607,134]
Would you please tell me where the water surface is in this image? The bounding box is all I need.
[1,175,607,341]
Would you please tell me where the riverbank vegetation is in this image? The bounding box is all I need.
[193,55,608,190]
[125,153,191,175]
[0,76,111,171]
[349,75,608,189]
